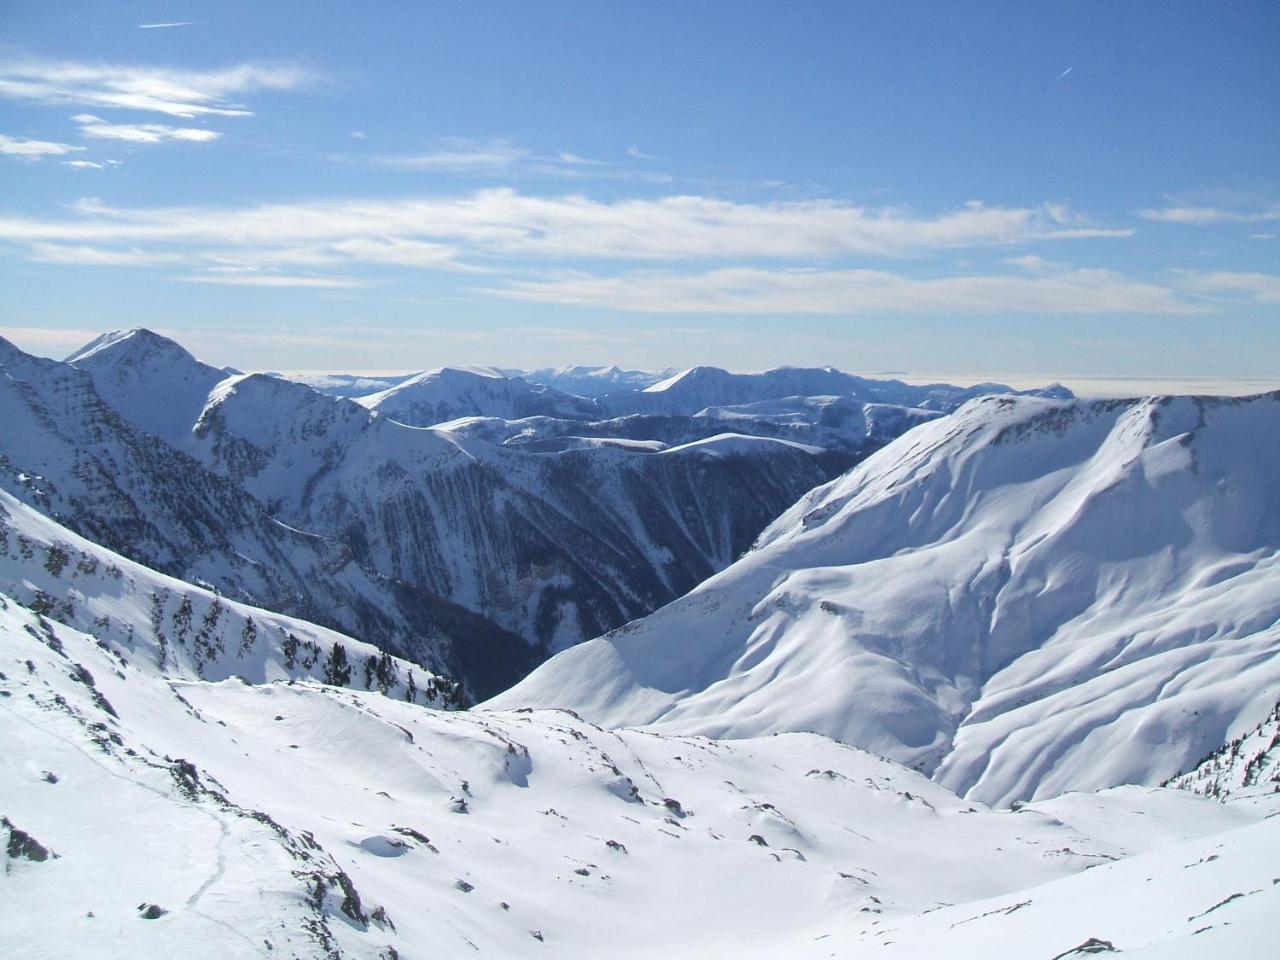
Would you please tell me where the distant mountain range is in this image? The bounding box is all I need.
[3,329,1067,697]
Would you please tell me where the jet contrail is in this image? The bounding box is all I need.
[138,21,196,29]
[1057,66,1074,79]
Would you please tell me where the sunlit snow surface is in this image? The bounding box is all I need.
[489,392,1280,805]
[3,598,1277,959]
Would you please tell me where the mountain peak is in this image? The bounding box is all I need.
[66,328,229,442]
[66,327,192,365]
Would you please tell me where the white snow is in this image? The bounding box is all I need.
[488,393,1280,806]
[3,595,1276,958]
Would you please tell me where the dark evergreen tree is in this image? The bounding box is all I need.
[323,642,351,686]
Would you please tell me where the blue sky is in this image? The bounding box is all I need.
[1,1,1277,390]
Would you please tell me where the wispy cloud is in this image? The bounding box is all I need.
[63,159,104,169]
[29,243,185,265]
[0,191,1129,267]
[1136,204,1280,225]
[626,145,659,160]
[0,188,1141,291]
[374,140,529,173]
[0,57,315,118]
[72,113,219,144]
[0,132,83,157]
[369,138,653,182]
[1178,270,1280,303]
[179,272,365,288]
[493,265,1199,316]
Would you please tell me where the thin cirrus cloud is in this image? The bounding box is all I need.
[370,140,623,179]
[0,132,83,157]
[1136,204,1280,225]
[0,189,1164,313]
[491,265,1200,316]
[0,57,315,118]
[1178,270,1280,304]
[0,190,1131,260]
[72,113,220,144]
[178,272,365,289]
[373,142,530,173]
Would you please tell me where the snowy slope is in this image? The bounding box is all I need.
[489,392,1280,806]
[356,367,601,427]
[0,488,459,704]
[4,594,1276,959]
[1164,698,1280,804]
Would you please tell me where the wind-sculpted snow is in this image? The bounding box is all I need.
[489,392,1280,806]
[4,595,1275,958]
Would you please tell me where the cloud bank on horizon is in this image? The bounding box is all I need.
[0,2,1275,381]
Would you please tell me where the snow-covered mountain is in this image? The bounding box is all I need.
[488,391,1280,806]
[4,588,1275,958]
[273,371,416,398]
[0,335,535,698]
[1,331,855,693]
[520,363,675,397]
[601,364,1073,417]
[436,396,944,459]
[356,367,601,426]
[0,487,460,705]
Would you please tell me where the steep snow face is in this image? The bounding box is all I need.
[488,392,1280,806]
[68,328,231,445]
[0,489,459,704]
[4,595,1275,959]
[357,367,602,427]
